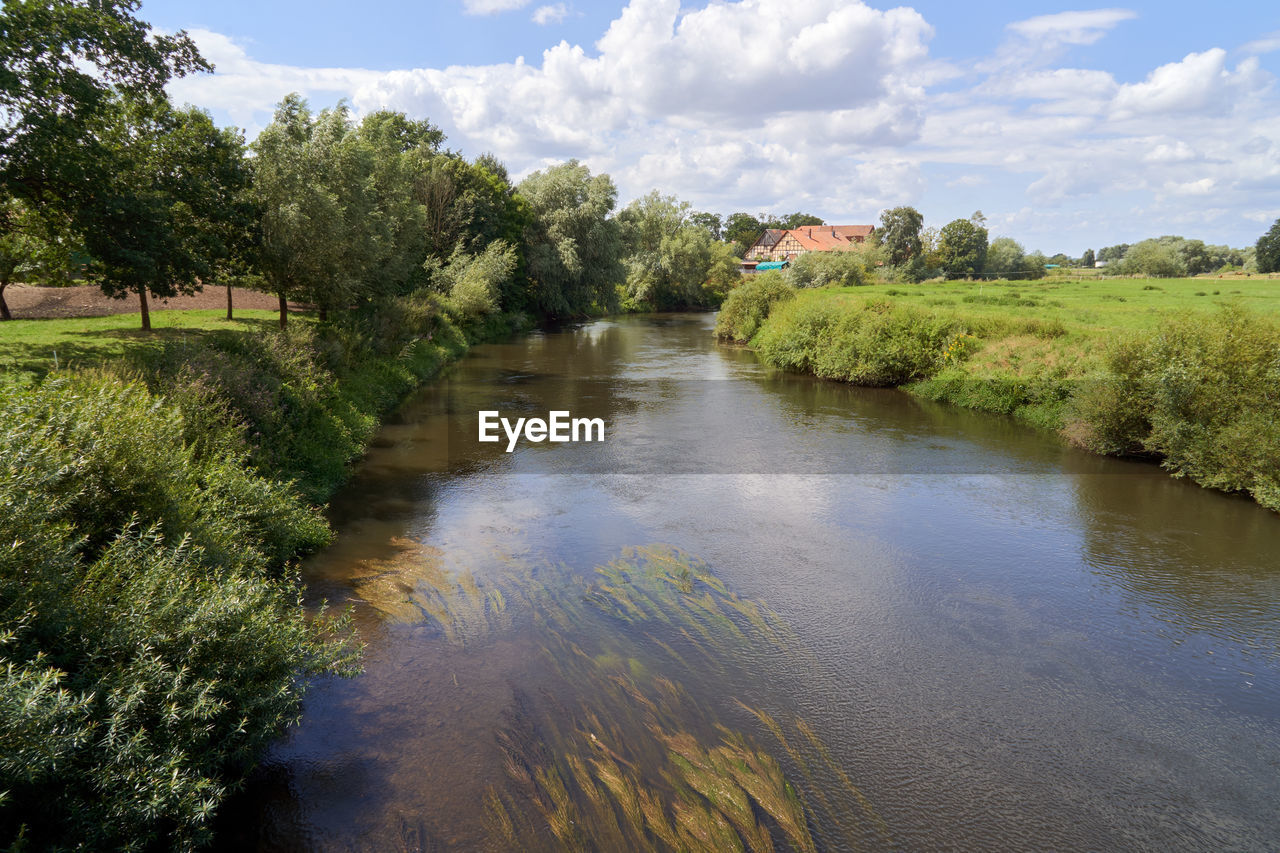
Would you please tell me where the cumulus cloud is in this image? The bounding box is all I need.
[167,29,382,134]
[1111,50,1265,118]
[168,0,1280,249]
[532,4,568,25]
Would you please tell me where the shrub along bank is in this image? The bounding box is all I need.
[717,284,1280,512]
[0,295,522,849]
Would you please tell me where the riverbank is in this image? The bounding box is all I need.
[0,295,528,849]
[716,275,1280,512]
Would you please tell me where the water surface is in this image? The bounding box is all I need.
[220,313,1280,852]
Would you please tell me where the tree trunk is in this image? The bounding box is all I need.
[226,282,233,320]
[318,305,328,322]
[0,280,10,321]
[139,287,151,331]
[278,292,288,330]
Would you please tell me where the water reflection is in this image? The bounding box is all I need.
[216,313,1280,852]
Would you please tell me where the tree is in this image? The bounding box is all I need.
[937,217,988,279]
[1098,243,1130,263]
[724,212,764,253]
[1081,248,1095,268]
[1021,251,1048,280]
[780,212,824,229]
[617,191,717,309]
[517,160,623,317]
[251,95,363,328]
[80,96,250,330]
[875,206,924,266]
[1255,219,1280,273]
[1118,239,1186,278]
[702,240,742,305]
[0,198,73,320]
[986,237,1025,277]
[688,211,722,241]
[0,1,208,252]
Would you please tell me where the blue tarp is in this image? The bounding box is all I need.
[755,261,789,270]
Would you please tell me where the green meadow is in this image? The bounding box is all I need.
[0,310,288,381]
[717,272,1280,511]
[829,275,1280,331]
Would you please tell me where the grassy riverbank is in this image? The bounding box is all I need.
[0,296,524,849]
[717,275,1280,512]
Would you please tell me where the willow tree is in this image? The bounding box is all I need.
[252,96,380,326]
[517,160,623,317]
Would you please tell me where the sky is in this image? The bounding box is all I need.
[140,0,1280,254]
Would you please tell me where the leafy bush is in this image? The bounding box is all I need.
[713,271,795,342]
[0,374,359,851]
[130,296,469,501]
[1071,307,1280,509]
[785,250,867,289]
[752,293,959,385]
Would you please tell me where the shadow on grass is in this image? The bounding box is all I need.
[0,314,288,381]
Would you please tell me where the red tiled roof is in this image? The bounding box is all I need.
[783,225,875,252]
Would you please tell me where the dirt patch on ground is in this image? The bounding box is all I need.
[3,284,308,320]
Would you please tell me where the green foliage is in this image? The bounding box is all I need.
[131,298,467,502]
[752,293,957,385]
[713,271,795,342]
[986,237,1025,276]
[0,197,75,320]
[1072,308,1280,510]
[875,206,923,266]
[0,0,208,209]
[688,211,722,241]
[1257,218,1280,274]
[618,191,729,310]
[1115,239,1187,278]
[1081,248,1095,268]
[785,250,867,289]
[937,218,988,279]
[724,212,764,253]
[701,240,742,307]
[432,239,519,319]
[517,160,624,317]
[0,373,329,567]
[83,96,252,329]
[0,373,359,850]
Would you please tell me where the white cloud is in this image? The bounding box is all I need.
[168,1,1280,250]
[1111,50,1265,119]
[1240,31,1280,56]
[1006,8,1137,45]
[462,0,530,14]
[167,29,382,135]
[532,4,567,25]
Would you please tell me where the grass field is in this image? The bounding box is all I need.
[0,309,299,380]
[829,275,1280,332]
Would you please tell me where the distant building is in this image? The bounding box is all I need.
[744,225,875,262]
[743,229,788,260]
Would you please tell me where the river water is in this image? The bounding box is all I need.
[219,313,1280,852]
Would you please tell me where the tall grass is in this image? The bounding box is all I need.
[723,286,1280,511]
[1070,307,1280,510]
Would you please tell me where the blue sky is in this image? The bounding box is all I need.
[144,0,1280,254]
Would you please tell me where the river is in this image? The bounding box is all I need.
[217,312,1280,852]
